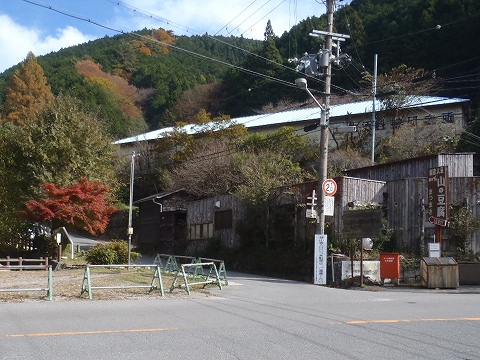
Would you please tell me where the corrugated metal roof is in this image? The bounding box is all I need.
[133,188,187,204]
[114,95,469,145]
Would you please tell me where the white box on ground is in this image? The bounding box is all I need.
[341,260,381,283]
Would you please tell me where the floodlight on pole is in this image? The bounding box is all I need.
[295,78,325,122]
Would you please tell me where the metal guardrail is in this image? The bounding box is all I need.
[80,264,165,300]
[197,257,228,285]
[154,254,228,285]
[0,266,53,301]
[154,254,199,271]
[169,262,223,295]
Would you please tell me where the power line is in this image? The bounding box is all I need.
[225,0,272,36]
[22,0,361,98]
[22,0,298,90]
[213,0,258,36]
[240,0,287,38]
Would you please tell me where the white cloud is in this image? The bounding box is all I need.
[0,15,94,73]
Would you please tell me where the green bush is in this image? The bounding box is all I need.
[107,240,140,264]
[85,245,118,265]
[85,240,140,265]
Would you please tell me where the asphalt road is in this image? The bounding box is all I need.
[1,272,479,360]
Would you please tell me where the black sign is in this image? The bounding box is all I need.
[342,208,382,238]
[427,166,449,226]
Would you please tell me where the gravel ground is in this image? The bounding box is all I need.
[0,266,216,302]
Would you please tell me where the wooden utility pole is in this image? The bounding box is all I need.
[293,0,350,285]
[316,0,334,236]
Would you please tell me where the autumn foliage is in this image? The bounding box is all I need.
[22,179,116,236]
[3,52,54,125]
[151,29,176,54]
[75,59,145,118]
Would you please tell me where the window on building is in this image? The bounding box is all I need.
[189,223,213,240]
[215,210,233,230]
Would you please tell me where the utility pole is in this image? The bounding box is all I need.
[318,0,334,236]
[371,54,378,164]
[292,0,349,285]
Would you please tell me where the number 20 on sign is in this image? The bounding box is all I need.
[322,179,337,196]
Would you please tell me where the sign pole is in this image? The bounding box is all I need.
[360,239,364,287]
[436,225,442,243]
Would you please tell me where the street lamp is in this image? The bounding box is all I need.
[295,77,329,236]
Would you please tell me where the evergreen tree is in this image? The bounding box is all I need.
[3,52,54,125]
[264,19,276,41]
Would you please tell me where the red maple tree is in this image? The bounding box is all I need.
[22,179,116,235]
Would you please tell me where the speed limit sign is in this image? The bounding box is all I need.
[322,179,337,196]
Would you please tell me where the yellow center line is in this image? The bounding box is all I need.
[327,317,480,325]
[4,318,480,337]
[4,327,175,338]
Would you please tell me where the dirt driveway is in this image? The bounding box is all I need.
[0,266,214,302]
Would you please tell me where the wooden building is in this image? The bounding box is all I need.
[344,153,474,181]
[134,153,480,258]
[386,176,480,255]
[268,153,480,256]
[184,194,244,253]
[134,189,194,254]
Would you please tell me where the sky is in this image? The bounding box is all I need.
[0,0,340,73]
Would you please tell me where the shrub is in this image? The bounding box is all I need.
[107,239,140,264]
[85,240,140,265]
[85,245,118,265]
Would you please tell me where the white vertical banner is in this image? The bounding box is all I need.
[324,195,335,216]
[314,234,328,285]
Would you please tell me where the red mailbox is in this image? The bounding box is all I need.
[380,253,400,284]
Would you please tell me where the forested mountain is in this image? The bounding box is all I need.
[0,0,479,141]
[1,0,479,260]
[0,30,263,138]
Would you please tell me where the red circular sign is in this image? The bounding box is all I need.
[323,179,337,196]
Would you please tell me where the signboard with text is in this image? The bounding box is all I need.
[314,234,327,285]
[428,166,449,227]
[306,192,334,218]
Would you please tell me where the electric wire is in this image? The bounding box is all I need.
[19,0,478,165]
[22,0,361,98]
[240,0,286,38]
[225,0,273,36]
[213,0,258,36]
[22,0,302,91]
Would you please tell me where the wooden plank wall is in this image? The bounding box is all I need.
[346,153,474,182]
[438,153,474,177]
[386,177,480,255]
[386,178,425,254]
[448,177,480,254]
[333,177,386,241]
[185,194,244,249]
